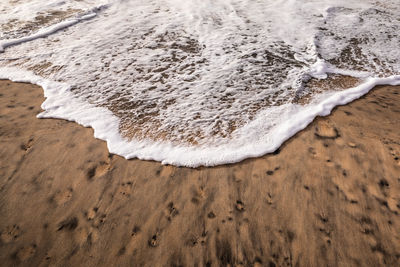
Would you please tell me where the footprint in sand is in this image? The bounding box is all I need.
[185,231,207,247]
[1,224,21,243]
[198,231,207,246]
[120,226,142,256]
[119,181,134,197]
[52,188,73,205]
[265,166,280,176]
[155,167,163,176]
[92,214,107,228]
[87,160,112,180]
[148,234,159,247]
[131,225,141,237]
[57,217,79,231]
[266,193,273,205]
[166,202,179,221]
[308,147,318,158]
[387,198,399,212]
[316,212,333,243]
[74,226,99,247]
[85,207,98,221]
[359,216,378,245]
[191,186,206,205]
[14,244,37,261]
[74,227,89,246]
[20,137,34,152]
[315,120,339,139]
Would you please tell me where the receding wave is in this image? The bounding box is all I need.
[0,0,399,166]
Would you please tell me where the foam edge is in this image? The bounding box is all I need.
[0,67,399,167]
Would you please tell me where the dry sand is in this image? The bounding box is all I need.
[1,80,400,266]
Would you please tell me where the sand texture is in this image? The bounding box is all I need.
[1,80,400,266]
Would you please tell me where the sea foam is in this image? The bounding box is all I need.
[0,0,399,167]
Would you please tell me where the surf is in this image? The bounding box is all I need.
[1,0,399,167]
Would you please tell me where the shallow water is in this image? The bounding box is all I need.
[0,0,399,166]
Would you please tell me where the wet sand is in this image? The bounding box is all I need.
[1,80,400,266]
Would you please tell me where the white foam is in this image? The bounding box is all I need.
[1,67,398,167]
[0,13,97,52]
[0,0,399,167]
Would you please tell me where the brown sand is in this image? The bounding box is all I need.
[1,80,400,266]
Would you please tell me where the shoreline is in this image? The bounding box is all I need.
[2,68,398,168]
[1,80,400,266]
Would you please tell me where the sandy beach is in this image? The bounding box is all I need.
[1,80,400,266]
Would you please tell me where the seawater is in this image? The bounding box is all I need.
[0,0,399,167]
